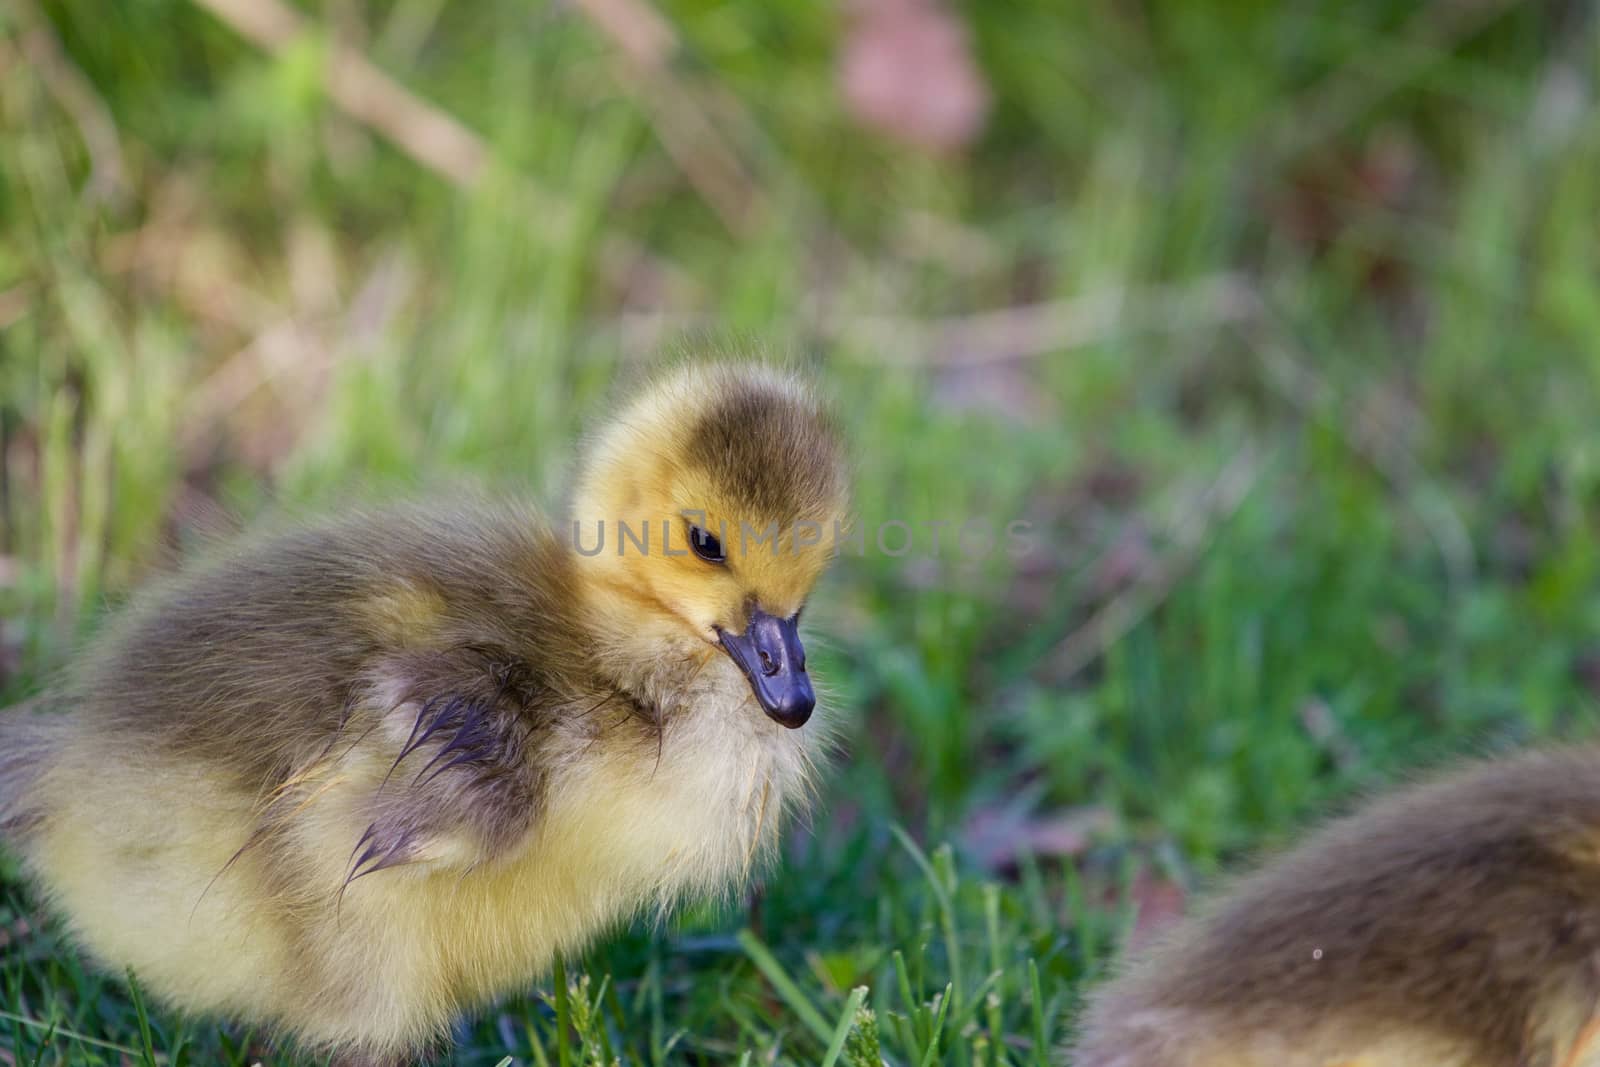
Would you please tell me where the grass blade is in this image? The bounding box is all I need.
[984,884,1005,1065]
[0,1008,164,1063]
[819,985,869,1067]
[25,1017,57,1067]
[892,950,926,1062]
[737,928,832,1044]
[127,969,159,1067]
[917,982,954,1067]
[1029,958,1050,1067]
[552,955,572,1067]
[891,826,964,1018]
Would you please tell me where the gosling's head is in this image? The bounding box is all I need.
[570,362,849,728]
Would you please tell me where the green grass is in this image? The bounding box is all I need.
[4,0,1600,1062]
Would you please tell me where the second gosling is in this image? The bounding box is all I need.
[1074,748,1600,1067]
[0,361,850,1066]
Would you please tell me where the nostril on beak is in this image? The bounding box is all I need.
[717,608,815,728]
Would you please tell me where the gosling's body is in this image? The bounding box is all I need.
[0,363,848,1064]
[1074,749,1600,1067]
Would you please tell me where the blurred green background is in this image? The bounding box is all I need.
[4,0,1600,1062]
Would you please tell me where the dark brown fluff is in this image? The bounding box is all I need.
[1074,748,1600,1067]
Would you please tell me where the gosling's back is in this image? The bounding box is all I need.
[54,503,578,784]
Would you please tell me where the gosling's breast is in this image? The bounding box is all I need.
[551,686,818,901]
[429,684,821,1006]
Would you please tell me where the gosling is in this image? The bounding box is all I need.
[1073,748,1600,1067]
[0,361,850,1066]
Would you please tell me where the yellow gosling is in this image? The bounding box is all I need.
[0,360,849,1066]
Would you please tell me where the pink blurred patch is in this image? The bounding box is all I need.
[1125,871,1187,948]
[962,804,1113,871]
[839,0,991,154]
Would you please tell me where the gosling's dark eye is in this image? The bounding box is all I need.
[688,525,726,565]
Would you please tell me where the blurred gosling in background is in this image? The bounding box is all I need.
[1075,749,1600,1067]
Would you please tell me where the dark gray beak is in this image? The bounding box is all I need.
[716,608,815,728]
